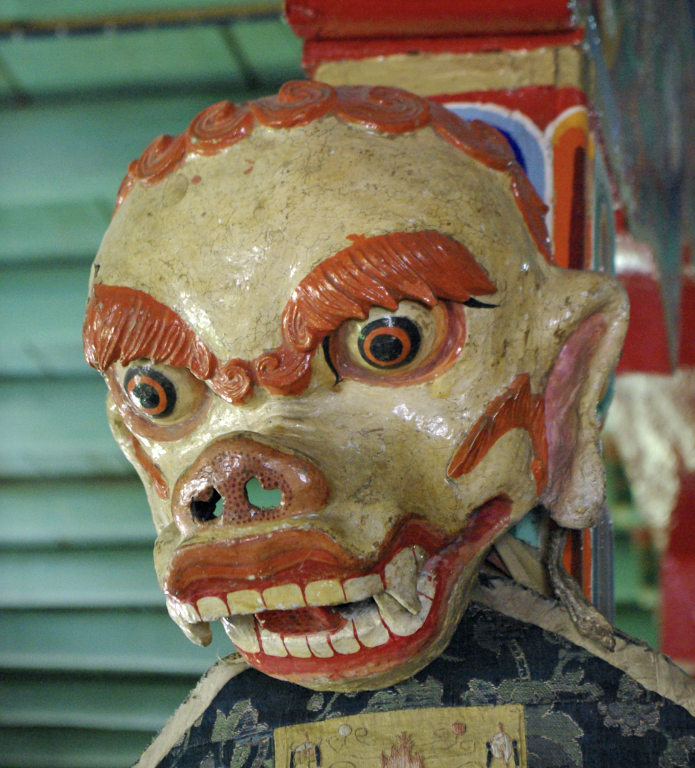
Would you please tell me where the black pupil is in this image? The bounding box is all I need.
[358,316,421,369]
[370,334,403,362]
[132,382,160,410]
[123,366,177,419]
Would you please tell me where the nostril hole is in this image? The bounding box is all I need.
[245,477,281,509]
[191,488,222,522]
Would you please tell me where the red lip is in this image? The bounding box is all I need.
[236,496,513,687]
[163,496,512,689]
[163,518,451,606]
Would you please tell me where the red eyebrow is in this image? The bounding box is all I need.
[83,284,214,379]
[83,285,254,403]
[83,230,497,401]
[255,231,497,395]
[285,230,496,350]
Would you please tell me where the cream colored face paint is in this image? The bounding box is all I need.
[89,99,628,692]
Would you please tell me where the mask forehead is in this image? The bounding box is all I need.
[94,117,542,363]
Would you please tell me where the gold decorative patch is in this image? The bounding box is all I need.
[274,704,526,767]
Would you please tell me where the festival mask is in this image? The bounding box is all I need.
[83,82,628,691]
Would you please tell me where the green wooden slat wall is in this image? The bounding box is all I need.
[0,0,275,21]
[0,6,300,766]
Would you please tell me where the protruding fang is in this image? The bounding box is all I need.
[166,600,212,647]
[384,548,421,614]
[374,570,435,637]
[191,487,222,522]
[413,546,428,569]
[374,589,432,637]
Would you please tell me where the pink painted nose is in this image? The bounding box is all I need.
[172,433,331,535]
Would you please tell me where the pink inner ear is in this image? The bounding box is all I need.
[544,312,608,497]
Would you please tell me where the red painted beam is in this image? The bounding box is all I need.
[286,0,575,41]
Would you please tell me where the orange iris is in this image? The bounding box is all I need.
[361,326,413,367]
[127,374,169,416]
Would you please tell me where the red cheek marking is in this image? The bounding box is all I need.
[191,174,201,184]
[131,434,170,500]
[448,373,548,494]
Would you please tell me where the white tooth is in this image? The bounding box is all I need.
[413,545,429,569]
[343,574,383,603]
[307,633,334,658]
[305,579,345,606]
[221,615,260,654]
[260,628,288,657]
[374,590,433,637]
[330,620,360,654]
[384,548,421,614]
[263,584,306,610]
[197,596,229,620]
[353,603,389,647]
[166,598,200,624]
[417,570,436,600]
[283,635,312,658]
[166,600,211,647]
[227,589,264,614]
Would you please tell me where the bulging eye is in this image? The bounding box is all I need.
[106,360,211,441]
[358,317,421,369]
[125,366,176,418]
[327,300,467,387]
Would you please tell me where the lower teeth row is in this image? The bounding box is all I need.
[222,571,436,658]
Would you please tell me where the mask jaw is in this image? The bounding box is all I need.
[540,271,629,530]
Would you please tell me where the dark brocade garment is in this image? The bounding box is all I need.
[136,574,695,768]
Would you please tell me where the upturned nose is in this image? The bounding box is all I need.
[172,433,330,535]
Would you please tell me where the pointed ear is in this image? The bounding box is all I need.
[540,270,629,529]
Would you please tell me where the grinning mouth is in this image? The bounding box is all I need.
[163,497,512,688]
[221,559,437,657]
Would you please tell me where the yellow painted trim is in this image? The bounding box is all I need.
[314,45,585,96]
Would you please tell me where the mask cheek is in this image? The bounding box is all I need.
[449,429,540,531]
[106,392,172,531]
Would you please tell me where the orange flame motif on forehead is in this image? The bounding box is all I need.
[114,81,552,263]
[84,231,497,401]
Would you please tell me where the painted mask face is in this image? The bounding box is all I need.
[84,83,628,692]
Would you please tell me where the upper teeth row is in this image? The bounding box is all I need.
[169,545,428,624]
[223,569,437,658]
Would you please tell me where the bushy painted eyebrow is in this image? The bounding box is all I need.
[83,230,497,402]
[83,284,214,379]
[282,230,497,352]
